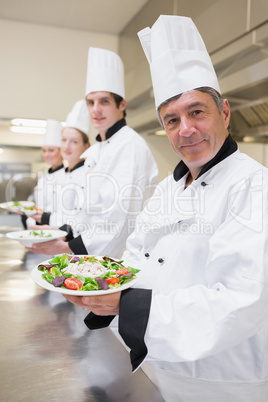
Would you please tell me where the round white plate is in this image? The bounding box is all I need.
[31,256,139,296]
[6,229,68,247]
[0,201,36,215]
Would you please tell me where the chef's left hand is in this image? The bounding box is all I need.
[26,238,71,255]
[64,292,121,316]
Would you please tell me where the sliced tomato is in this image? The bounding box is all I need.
[64,277,83,290]
[114,268,129,275]
[105,277,120,285]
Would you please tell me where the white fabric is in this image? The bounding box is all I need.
[65,99,90,136]
[138,15,220,109]
[43,119,62,147]
[34,167,65,212]
[49,163,89,228]
[85,47,125,98]
[122,150,268,401]
[49,125,159,257]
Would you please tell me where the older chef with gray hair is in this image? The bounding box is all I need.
[64,15,268,402]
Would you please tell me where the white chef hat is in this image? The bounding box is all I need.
[85,47,125,99]
[65,99,90,136]
[138,15,220,109]
[43,119,62,147]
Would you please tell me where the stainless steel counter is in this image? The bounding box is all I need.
[0,225,164,402]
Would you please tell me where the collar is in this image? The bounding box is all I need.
[48,163,64,174]
[173,135,238,182]
[65,160,85,173]
[95,118,126,142]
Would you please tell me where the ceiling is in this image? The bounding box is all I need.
[0,0,149,34]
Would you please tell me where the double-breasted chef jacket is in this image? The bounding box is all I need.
[85,135,268,401]
[42,118,159,258]
[21,164,65,229]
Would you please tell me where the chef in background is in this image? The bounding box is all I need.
[36,99,90,228]
[28,47,159,258]
[21,119,64,228]
[63,16,268,402]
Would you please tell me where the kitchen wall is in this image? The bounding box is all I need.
[1,0,268,186]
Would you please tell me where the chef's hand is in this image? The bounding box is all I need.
[26,238,71,255]
[30,212,43,223]
[63,292,121,316]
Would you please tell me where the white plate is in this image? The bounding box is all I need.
[31,255,139,296]
[0,201,36,215]
[6,229,68,247]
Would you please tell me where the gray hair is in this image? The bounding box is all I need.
[157,87,225,128]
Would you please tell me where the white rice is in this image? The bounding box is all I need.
[62,260,107,278]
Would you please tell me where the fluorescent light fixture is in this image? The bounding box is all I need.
[155,129,166,136]
[10,126,46,134]
[10,118,47,135]
[0,148,3,154]
[11,118,47,128]
[243,136,256,143]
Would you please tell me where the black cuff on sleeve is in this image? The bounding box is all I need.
[41,212,51,225]
[21,214,27,229]
[84,312,115,330]
[119,288,152,371]
[68,235,88,254]
[59,224,74,242]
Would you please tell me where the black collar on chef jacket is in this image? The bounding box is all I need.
[173,134,238,182]
[95,118,127,142]
[65,159,85,173]
[48,163,64,174]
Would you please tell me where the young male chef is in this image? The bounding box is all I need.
[29,47,158,257]
[64,16,268,402]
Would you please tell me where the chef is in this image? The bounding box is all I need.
[37,99,91,228]
[64,16,268,402]
[21,119,64,228]
[29,47,159,258]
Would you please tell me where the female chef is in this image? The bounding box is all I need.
[33,99,90,229]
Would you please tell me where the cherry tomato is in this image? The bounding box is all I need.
[105,277,120,285]
[115,268,129,275]
[64,278,83,290]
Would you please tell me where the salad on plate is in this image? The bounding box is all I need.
[34,254,140,294]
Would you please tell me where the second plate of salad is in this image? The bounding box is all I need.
[31,254,140,296]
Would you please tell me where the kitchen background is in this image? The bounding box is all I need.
[0,0,268,213]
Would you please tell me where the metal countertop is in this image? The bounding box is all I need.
[0,224,164,402]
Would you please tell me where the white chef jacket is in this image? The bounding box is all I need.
[47,119,159,257]
[48,160,88,228]
[34,165,65,212]
[23,164,65,229]
[110,137,268,401]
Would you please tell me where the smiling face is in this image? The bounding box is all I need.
[159,90,231,180]
[42,146,62,170]
[86,91,126,139]
[60,127,89,170]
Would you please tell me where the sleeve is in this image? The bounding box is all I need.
[122,168,268,363]
[68,235,88,254]
[119,288,152,371]
[83,288,152,372]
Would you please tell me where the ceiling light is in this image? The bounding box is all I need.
[155,129,166,136]
[10,126,46,134]
[11,118,47,128]
[243,136,255,143]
